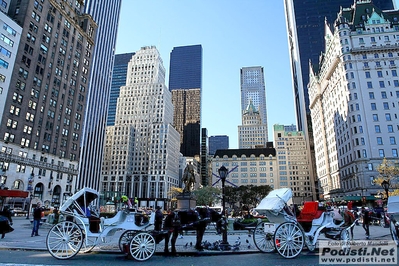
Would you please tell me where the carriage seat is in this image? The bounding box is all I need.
[297,202,324,223]
[102,210,127,226]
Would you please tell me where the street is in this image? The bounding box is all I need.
[0,249,324,266]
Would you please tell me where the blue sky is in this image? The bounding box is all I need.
[116,1,399,149]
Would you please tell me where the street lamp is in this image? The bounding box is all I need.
[218,165,229,250]
[26,171,34,219]
[381,180,390,200]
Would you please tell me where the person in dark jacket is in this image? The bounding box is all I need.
[31,202,43,237]
[362,206,370,239]
[1,206,13,239]
[154,206,163,231]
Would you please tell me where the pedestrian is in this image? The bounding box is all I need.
[31,202,43,237]
[154,206,163,231]
[362,206,370,239]
[1,206,13,239]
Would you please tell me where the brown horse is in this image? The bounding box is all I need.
[162,207,223,255]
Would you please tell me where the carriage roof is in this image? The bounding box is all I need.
[255,187,292,212]
[387,196,399,214]
[59,187,99,216]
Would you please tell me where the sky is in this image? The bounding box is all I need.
[113,1,300,149]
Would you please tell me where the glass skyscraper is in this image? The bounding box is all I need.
[169,45,203,157]
[169,44,202,90]
[209,135,229,156]
[108,52,135,126]
[77,0,122,191]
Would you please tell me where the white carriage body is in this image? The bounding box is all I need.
[388,196,399,214]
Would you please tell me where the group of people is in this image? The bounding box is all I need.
[0,202,44,239]
[341,203,372,240]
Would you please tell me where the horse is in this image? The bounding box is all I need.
[162,207,223,255]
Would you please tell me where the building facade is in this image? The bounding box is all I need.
[107,52,134,126]
[308,1,399,201]
[209,135,229,156]
[0,0,97,207]
[169,44,202,158]
[238,100,268,149]
[76,0,122,192]
[101,46,180,208]
[284,0,394,131]
[240,66,268,131]
[273,124,315,204]
[212,148,277,188]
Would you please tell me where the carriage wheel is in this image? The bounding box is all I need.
[118,230,136,252]
[80,235,97,253]
[128,232,156,261]
[253,221,275,252]
[390,220,399,247]
[274,222,304,259]
[46,221,83,260]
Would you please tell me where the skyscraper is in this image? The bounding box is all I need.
[102,46,180,207]
[238,100,268,149]
[77,0,122,191]
[284,0,394,131]
[107,52,135,126]
[209,135,229,156]
[240,66,268,128]
[169,45,202,157]
[1,0,96,205]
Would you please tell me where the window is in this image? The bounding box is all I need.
[379,149,385,157]
[393,70,398,76]
[386,114,392,121]
[379,81,385,88]
[390,137,396,144]
[388,125,394,132]
[381,91,387,98]
[383,102,389,110]
[373,114,378,121]
[375,125,381,133]
[367,81,373,88]
[369,92,374,99]
[377,71,383,77]
[393,149,398,157]
[377,137,383,145]
[371,103,377,110]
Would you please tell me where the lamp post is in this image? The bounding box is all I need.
[26,171,34,219]
[381,180,390,200]
[218,165,229,250]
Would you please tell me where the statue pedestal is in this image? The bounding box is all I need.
[176,193,196,210]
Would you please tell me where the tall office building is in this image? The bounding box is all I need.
[200,128,209,186]
[308,1,399,200]
[238,100,268,149]
[107,52,135,126]
[169,45,202,157]
[0,0,96,205]
[209,135,229,156]
[240,66,268,129]
[76,0,122,191]
[102,46,180,207]
[284,0,394,131]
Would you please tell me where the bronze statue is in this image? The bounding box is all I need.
[182,162,196,193]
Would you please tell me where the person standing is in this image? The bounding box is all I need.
[154,206,163,231]
[1,206,13,239]
[362,206,370,239]
[31,202,43,237]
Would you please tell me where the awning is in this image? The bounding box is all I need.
[344,195,377,201]
[0,190,29,198]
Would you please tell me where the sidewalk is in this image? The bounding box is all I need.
[0,216,393,255]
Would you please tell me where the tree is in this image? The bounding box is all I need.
[375,158,399,197]
[191,186,221,206]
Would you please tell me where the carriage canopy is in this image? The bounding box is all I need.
[59,187,99,217]
[387,196,399,214]
[255,187,292,212]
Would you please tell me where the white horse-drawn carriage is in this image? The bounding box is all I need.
[387,196,399,246]
[252,188,356,258]
[46,188,158,261]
